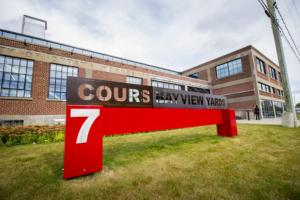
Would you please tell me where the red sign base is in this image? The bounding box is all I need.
[64,106,237,179]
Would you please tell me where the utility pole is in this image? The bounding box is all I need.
[266,0,298,127]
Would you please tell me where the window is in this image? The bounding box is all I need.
[269,66,277,79]
[151,80,184,90]
[0,55,34,98]
[189,73,198,79]
[258,82,271,93]
[256,58,266,74]
[281,90,284,97]
[278,72,282,82]
[274,101,283,118]
[126,76,142,85]
[260,99,275,118]
[216,58,243,79]
[0,120,23,126]
[49,64,78,99]
[277,89,281,96]
[272,87,275,94]
[188,86,210,94]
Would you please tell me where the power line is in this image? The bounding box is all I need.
[292,0,300,20]
[284,0,300,37]
[257,0,300,62]
[274,1,300,57]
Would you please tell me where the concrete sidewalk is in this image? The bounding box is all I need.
[236,118,300,125]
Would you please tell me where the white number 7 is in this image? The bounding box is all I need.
[70,109,100,144]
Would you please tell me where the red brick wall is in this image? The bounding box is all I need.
[143,79,148,85]
[0,37,210,86]
[227,100,256,110]
[213,82,253,95]
[198,70,208,81]
[225,91,255,99]
[92,70,126,83]
[259,91,272,97]
[210,55,252,86]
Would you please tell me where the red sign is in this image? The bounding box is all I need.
[64,106,237,179]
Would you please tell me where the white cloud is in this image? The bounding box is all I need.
[0,0,299,103]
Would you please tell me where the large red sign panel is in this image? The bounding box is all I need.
[64,105,237,179]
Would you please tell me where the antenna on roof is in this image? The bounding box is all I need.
[21,15,47,39]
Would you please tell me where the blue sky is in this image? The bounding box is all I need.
[0,0,300,103]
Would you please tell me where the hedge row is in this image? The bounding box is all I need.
[0,125,65,147]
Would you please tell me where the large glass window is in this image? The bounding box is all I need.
[260,99,275,118]
[256,58,266,74]
[258,82,270,93]
[189,73,198,79]
[269,66,277,80]
[48,64,78,99]
[188,86,210,94]
[126,76,142,85]
[274,101,283,118]
[216,59,243,79]
[277,89,281,96]
[278,72,282,82]
[151,80,184,90]
[0,55,34,98]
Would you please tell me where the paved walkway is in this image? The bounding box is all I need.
[236,118,300,125]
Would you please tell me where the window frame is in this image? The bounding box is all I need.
[0,55,34,98]
[269,66,277,80]
[278,72,282,82]
[126,76,142,85]
[256,57,266,74]
[258,82,271,93]
[151,80,184,90]
[48,63,78,99]
[215,58,243,79]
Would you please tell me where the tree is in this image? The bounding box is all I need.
[296,103,300,108]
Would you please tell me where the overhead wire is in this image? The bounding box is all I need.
[273,1,300,57]
[292,0,300,20]
[257,0,300,62]
[284,0,300,37]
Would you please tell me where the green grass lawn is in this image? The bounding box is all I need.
[0,124,299,200]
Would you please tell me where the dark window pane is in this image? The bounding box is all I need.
[27,67,33,75]
[27,60,34,68]
[0,56,5,63]
[26,75,32,83]
[19,74,25,82]
[12,65,19,73]
[48,91,54,99]
[20,59,27,67]
[3,81,10,88]
[50,78,55,84]
[25,83,31,90]
[20,66,26,74]
[17,90,24,97]
[18,82,25,90]
[24,90,31,98]
[1,89,9,96]
[54,92,61,99]
[4,64,11,72]
[61,93,66,99]
[9,89,17,97]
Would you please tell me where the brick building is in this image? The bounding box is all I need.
[0,29,285,125]
[182,46,285,119]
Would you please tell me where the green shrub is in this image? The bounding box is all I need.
[0,124,65,147]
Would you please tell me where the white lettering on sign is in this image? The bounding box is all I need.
[71,109,100,144]
[129,89,140,102]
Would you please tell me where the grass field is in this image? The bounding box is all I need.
[0,124,299,200]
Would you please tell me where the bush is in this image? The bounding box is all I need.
[0,125,65,147]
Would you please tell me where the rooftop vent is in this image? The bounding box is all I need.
[21,15,47,39]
